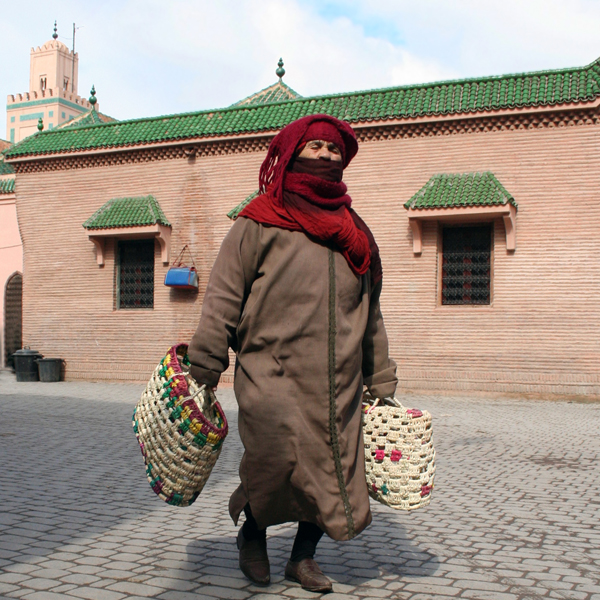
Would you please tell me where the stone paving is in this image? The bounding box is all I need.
[0,371,599,600]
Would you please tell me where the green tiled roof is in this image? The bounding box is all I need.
[233,81,302,106]
[227,190,259,220]
[404,172,516,210]
[0,157,15,175]
[83,195,171,229]
[59,109,116,129]
[0,177,15,194]
[7,57,600,159]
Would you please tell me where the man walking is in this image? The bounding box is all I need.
[189,114,397,593]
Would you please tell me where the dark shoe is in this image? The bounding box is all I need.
[285,558,332,593]
[236,528,270,586]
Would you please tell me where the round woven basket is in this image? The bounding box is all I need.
[133,343,228,507]
[363,396,435,511]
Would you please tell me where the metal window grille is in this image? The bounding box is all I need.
[117,240,154,309]
[442,225,491,305]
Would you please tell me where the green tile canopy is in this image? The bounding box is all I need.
[404,172,517,210]
[404,172,517,254]
[83,195,171,230]
[0,178,15,194]
[227,190,259,220]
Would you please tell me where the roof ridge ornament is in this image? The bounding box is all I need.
[37,117,44,132]
[276,58,285,80]
[89,85,97,107]
[52,21,58,40]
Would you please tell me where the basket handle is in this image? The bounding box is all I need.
[199,384,218,407]
[165,369,217,408]
[363,392,404,413]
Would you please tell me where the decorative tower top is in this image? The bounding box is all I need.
[52,21,58,40]
[37,117,44,131]
[276,58,285,80]
[89,85,97,106]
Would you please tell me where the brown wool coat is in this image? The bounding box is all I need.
[189,216,397,541]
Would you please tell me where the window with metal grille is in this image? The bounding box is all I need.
[116,240,154,309]
[441,225,491,305]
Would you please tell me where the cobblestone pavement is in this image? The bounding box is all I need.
[0,372,599,600]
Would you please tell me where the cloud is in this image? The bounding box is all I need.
[1,0,457,135]
[3,0,600,138]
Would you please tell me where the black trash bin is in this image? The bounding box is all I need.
[13,347,43,382]
[37,358,63,382]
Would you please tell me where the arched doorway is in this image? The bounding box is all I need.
[4,272,22,369]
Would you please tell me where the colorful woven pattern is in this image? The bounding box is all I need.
[133,343,228,506]
[363,396,436,511]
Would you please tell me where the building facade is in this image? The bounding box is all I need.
[6,59,600,396]
[0,155,20,369]
[6,27,96,143]
[1,28,111,369]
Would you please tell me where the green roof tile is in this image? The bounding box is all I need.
[0,157,15,175]
[233,80,303,106]
[227,190,259,220]
[0,177,15,194]
[7,57,600,159]
[83,195,171,229]
[58,108,116,129]
[404,173,516,210]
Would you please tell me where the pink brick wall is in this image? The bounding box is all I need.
[14,119,600,396]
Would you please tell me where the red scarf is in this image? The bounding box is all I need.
[240,157,382,282]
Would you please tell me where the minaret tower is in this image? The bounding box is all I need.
[6,22,95,143]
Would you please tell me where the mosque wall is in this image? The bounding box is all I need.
[348,121,600,397]
[13,117,600,396]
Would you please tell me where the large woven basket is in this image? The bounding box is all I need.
[363,395,435,511]
[132,343,228,507]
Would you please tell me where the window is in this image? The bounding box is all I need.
[116,240,154,309]
[63,77,69,91]
[441,225,491,305]
[40,77,47,91]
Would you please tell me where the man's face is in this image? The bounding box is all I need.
[298,139,343,162]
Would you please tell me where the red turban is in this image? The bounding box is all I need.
[258,114,358,203]
[240,114,381,282]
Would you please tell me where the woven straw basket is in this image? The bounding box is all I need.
[363,395,435,511]
[132,343,228,507]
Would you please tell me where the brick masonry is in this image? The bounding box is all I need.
[12,112,600,395]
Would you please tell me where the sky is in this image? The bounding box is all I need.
[2,0,600,138]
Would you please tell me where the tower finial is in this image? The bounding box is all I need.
[37,117,44,132]
[52,21,58,40]
[276,58,285,80]
[89,85,97,106]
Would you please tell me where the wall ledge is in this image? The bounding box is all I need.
[87,224,171,266]
[407,204,517,254]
